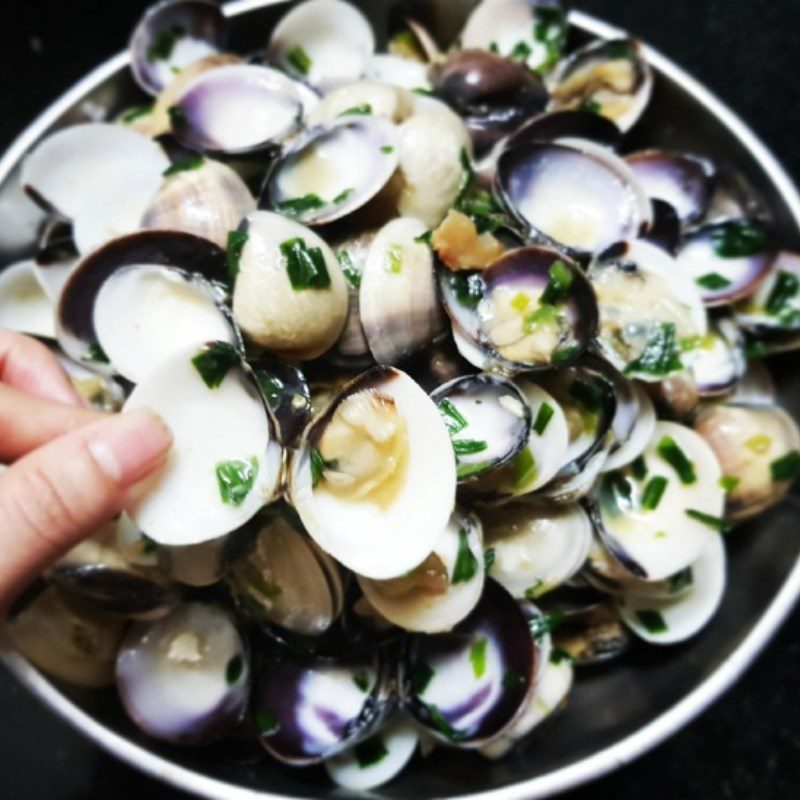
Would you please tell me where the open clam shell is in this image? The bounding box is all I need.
[56,230,229,371]
[227,507,343,638]
[0,259,56,339]
[676,219,774,306]
[129,0,226,96]
[254,648,393,765]
[170,64,303,156]
[21,123,170,254]
[357,508,484,634]
[290,366,456,580]
[590,421,725,581]
[505,108,622,154]
[267,0,375,92]
[116,602,250,745]
[431,373,531,483]
[124,342,282,546]
[617,533,726,644]
[482,501,593,600]
[404,579,536,748]
[262,116,399,227]
[626,150,714,225]
[497,141,651,258]
[550,38,653,133]
[588,238,708,381]
[360,216,444,366]
[694,402,800,522]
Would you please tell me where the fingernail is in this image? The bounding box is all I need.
[89,409,173,485]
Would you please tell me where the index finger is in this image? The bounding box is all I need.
[0,328,84,406]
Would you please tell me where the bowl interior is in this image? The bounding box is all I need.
[1,2,799,798]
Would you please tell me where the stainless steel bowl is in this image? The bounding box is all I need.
[1,2,799,798]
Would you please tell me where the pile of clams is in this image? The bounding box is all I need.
[2,0,800,791]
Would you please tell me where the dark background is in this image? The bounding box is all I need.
[1,1,799,798]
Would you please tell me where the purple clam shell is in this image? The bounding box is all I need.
[116,604,249,745]
[642,199,681,255]
[676,219,774,306]
[130,0,227,96]
[57,230,227,362]
[506,109,622,152]
[496,143,647,258]
[254,650,391,765]
[627,150,713,224]
[479,246,599,368]
[405,579,535,747]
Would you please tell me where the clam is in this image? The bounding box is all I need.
[357,509,484,633]
[505,108,623,154]
[116,602,250,744]
[359,217,444,365]
[551,602,630,666]
[397,112,473,228]
[588,239,708,380]
[57,230,233,378]
[591,421,725,581]
[324,712,419,791]
[34,219,78,302]
[48,523,178,619]
[0,259,56,339]
[141,157,256,248]
[694,402,800,521]
[124,342,282,546]
[430,49,549,156]
[626,150,714,224]
[305,80,413,127]
[5,585,126,688]
[460,0,567,75]
[533,359,618,502]
[129,0,226,96]
[289,366,456,580]
[497,140,651,258]
[328,228,376,368]
[21,123,170,254]
[676,219,774,306]
[249,358,312,448]
[451,247,598,372]
[617,533,726,644]
[227,507,343,637]
[685,316,746,397]
[254,648,393,765]
[262,116,400,227]
[550,38,653,133]
[431,374,531,483]
[267,0,375,91]
[482,502,592,599]
[231,211,348,360]
[169,64,303,155]
[469,378,569,499]
[404,580,535,747]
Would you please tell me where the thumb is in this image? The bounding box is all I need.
[0,409,172,616]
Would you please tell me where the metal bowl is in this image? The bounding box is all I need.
[1,1,799,798]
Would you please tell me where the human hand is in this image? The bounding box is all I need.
[0,330,172,615]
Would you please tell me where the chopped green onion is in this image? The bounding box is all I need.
[582,99,602,114]
[533,402,555,435]
[410,663,434,696]
[549,647,574,665]
[569,378,604,411]
[121,103,154,123]
[86,342,110,364]
[624,322,683,376]
[147,25,185,63]
[484,547,496,574]
[280,237,331,290]
[191,342,239,389]
[452,439,488,456]
[685,508,732,533]
[380,145,395,154]
[309,447,337,488]
[331,187,353,204]
[719,475,740,494]
[631,455,648,481]
[216,457,259,507]
[355,737,388,769]
[636,609,668,634]
[710,220,765,258]
[426,705,464,742]
[641,476,668,510]
[255,370,284,410]
[522,302,559,333]
[656,436,697,484]
[540,260,574,305]
[696,272,732,290]
[524,579,545,600]
[353,671,370,692]
[385,243,403,274]
[285,44,312,76]
[225,655,244,685]
[163,155,204,176]
[667,567,694,594]
[469,638,488,678]
[451,528,478,584]
[438,399,468,434]
[511,447,537,488]
[770,450,800,482]
[529,611,564,641]
[275,193,326,218]
[256,710,279,734]
[765,270,800,318]
[337,249,361,289]
[509,40,533,61]
[339,104,372,116]
[226,229,249,282]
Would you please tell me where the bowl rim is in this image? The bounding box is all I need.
[1,2,800,799]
